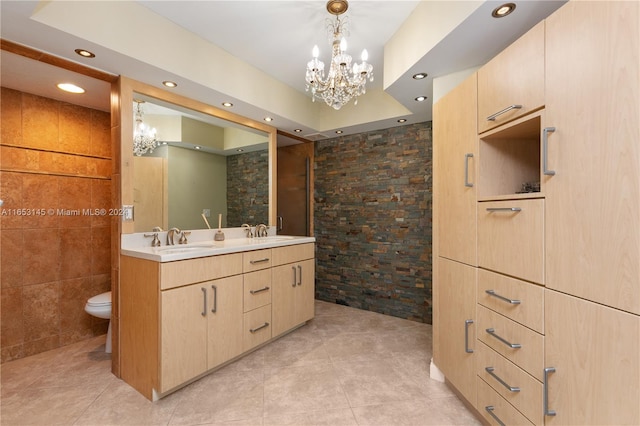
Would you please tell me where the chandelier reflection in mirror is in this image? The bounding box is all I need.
[133,100,158,156]
[305,0,373,110]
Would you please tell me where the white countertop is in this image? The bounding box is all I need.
[122,230,315,262]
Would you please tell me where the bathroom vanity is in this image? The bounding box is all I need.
[119,234,315,400]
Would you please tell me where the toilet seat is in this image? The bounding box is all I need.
[85,291,112,353]
[87,292,111,307]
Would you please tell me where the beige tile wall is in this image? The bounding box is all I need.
[0,87,112,363]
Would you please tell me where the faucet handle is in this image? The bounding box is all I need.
[179,231,191,244]
[144,232,161,247]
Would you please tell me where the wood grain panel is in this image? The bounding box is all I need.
[160,253,242,290]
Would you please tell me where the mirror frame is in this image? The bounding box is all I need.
[118,77,277,234]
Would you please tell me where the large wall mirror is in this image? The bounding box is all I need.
[118,77,277,234]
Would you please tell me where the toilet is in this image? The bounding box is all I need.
[84,291,112,353]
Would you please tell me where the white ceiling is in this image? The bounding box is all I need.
[0,0,566,140]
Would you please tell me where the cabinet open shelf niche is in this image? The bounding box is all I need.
[478,110,543,200]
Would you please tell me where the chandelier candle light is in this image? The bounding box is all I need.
[133,100,158,156]
[305,0,373,110]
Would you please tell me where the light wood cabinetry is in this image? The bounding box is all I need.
[208,275,243,369]
[271,243,315,337]
[433,73,477,266]
[544,0,640,315]
[477,377,535,426]
[477,21,544,133]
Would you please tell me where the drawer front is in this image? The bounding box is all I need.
[478,199,544,284]
[272,243,315,266]
[477,377,535,426]
[243,269,272,312]
[161,253,242,290]
[478,269,544,333]
[477,342,543,425]
[243,304,272,351]
[243,249,272,273]
[477,305,544,381]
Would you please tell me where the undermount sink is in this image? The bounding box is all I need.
[155,243,218,253]
[255,236,296,241]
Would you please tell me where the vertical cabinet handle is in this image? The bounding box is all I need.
[278,216,283,231]
[464,153,474,188]
[211,285,217,313]
[297,265,302,286]
[543,127,556,176]
[291,266,297,287]
[201,287,207,316]
[544,367,557,416]
[485,406,506,426]
[464,319,474,353]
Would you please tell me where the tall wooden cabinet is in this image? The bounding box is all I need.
[434,1,640,424]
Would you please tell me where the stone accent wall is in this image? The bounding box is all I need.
[0,87,112,362]
[226,149,269,227]
[314,122,432,323]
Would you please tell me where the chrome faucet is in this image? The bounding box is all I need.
[241,223,253,238]
[255,223,268,237]
[167,227,181,245]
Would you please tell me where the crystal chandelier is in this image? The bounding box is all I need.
[133,100,158,156]
[305,0,373,110]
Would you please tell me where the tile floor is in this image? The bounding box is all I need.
[0,300,481,425]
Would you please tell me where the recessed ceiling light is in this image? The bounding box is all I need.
[492,3,516,18]
[57,83,85,94]
[74,48,95,58]
[294,129,302,133]
[264,117,273,122]
[335,130,343,134]
[412,73,428,80]
[236,148,244,152]
[398,119,407,123]
[162,81,177,88]
[222,102,233,107]
[195,146,201,150]
[415,96,427,102]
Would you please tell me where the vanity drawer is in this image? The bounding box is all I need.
[477,377,535,426]
[243,304,272,351]
[243,249,272,273]
[477,341,543,425]
[478,199,544,284]
[272,243,315,266]
[478,269,544,333]
[243,269,271,312]
[477,304,544,381]
[160,253,242,290]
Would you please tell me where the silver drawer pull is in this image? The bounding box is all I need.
[486,104,522,121]
[486,290,521,305]
[211,285,217,313]
[292,266,297,287]
[486,328,522,349]
[201,288,207,316]
[250,258,270,264]
[543,127,556,176]
[485,406,506,426]
[250,286,270,295]
[486,207,521,212]
[250,322,269,333]
[464,319,474,353]
[544,367,557,416]
[485,367,520,392]
[464,153,474,188]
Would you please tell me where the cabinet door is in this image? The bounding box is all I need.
[295,259,315,325]
[208,275,243,369]
[272,263,298,337]
[477,21,544,133]
[545,290,640,425]
[433,73,477,266]
[436,257,477,404]
[545,1,640,314]
[161,283,208,392]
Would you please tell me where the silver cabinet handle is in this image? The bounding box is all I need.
[464,153,474,188]
[485,367,520,392]
[291,266,297,287]
[250,258,270,264]
[485,289,521,305]
[201,287,207,316]
[544,367,557,416]
[464,319,474,353]
[211,285,217,313]
[543,126,556,176]
[297,265,302,286]
[486,207,522,212]
[487,104,522,121]
[485,406,506,426]
[250,322,269,333]
[278,216,283,231]
[250,286,270,294]
[486,328,521,349]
